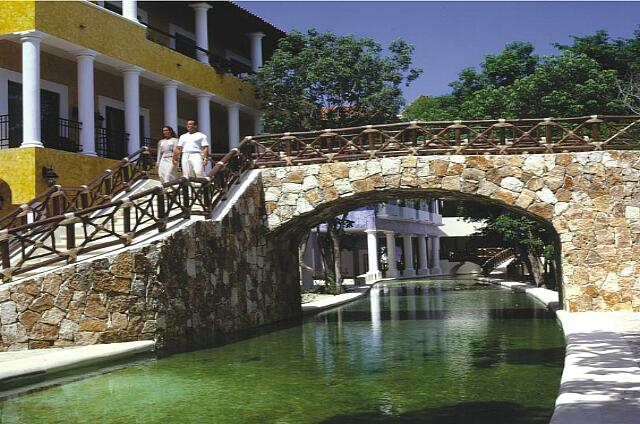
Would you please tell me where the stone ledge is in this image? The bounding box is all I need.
[302,291,369,315]
[0,340,155,390]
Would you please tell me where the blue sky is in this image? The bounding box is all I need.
[237,1,640,104]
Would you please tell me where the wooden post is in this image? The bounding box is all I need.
[123,206,131,233]
[66,223,75,250]
[182,184,190,218]
[0,239,9,270]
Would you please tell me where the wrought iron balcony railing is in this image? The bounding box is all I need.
[144,23,254,78]
[0,114,81,152]
[95,127,129,160]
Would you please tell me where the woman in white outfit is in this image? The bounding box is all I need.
[157,126,179,183]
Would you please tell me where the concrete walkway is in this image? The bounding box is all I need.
[551,312,640,424]
[0,341,155,396]
[301,287,369,315]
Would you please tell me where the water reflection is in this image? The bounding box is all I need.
[2,278,564,424]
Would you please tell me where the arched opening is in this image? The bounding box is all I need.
[275,188,562,304]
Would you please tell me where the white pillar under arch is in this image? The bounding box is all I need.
[384,231,399,278]
[246,32,265,72]
[76,50,97,156]
[227,104,240,149]
[431,235,442,275]
[417,235,430,276]
[190,2,212,64]
[364,230,382,284]
[122,0,138,23]
[163,81,179,131]
[402,234,416,278]
[196,93,212,143]
[123,66,141,154]
[20,33,43,148]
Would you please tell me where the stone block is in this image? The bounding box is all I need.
[29,294,55,313]
[30,323,59,341]
[40,307,66,325]
[79,318,107,332]
[18,310,40,331]
[0,301,18,325]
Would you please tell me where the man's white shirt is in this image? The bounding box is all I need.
[178,131,209,153]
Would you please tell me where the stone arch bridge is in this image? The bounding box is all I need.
[1,116,639,351]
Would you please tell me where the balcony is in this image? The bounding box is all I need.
[144,24,254,79]
[377,203,434,222]
[0,114,81,152]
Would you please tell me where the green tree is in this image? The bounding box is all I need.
[251,29,422,132]
[404,32,635,121]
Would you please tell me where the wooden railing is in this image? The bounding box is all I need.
[1,115,640,282]
[0,148,152,230]
[481,248,517,276]
[246,115,640,166]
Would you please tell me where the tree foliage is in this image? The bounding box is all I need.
[251,29,422,132]
[404,29,640,121]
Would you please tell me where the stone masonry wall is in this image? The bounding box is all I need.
[0,174,302,352]
[262,152,640,312]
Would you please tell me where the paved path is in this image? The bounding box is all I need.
[551,312,640,424]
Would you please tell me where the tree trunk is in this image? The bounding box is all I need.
[298,233,315,274]
[328,220,343,294]
[317,228,336,292]
[518,246,545,287]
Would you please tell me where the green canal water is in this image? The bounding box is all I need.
[0,278,565,424]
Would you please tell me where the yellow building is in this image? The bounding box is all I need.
[0,0,283,210]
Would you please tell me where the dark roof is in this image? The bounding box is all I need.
[215,1,286,38]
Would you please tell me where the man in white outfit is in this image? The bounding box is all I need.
[173,119,209,178]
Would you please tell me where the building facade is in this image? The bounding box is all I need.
[302,199,446,287]
[0,0,283,211]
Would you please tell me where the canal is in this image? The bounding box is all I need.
[0,278,565,424]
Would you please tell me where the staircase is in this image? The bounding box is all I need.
[481,248,517,276]
[0,146,251,283]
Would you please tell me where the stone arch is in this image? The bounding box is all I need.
[260,152,640,312]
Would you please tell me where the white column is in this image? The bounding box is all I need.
[122,66,141,154]
[417,235,430,275]
[76,50,97,156]
[122,0,138,23]
[163,80,179,131]
[246,32,265,72]
[364,230,382,284]
[227,104,240,150]
[431,235,442,275]
[20,33,43,148]
[402,234,416,277]
[196,93,212,143]
[384,231,399,278]
[190,3,212,64]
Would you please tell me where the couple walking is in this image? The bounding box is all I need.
[156,119,209,183]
